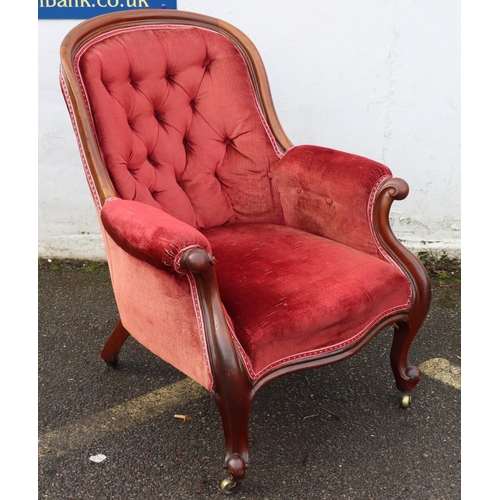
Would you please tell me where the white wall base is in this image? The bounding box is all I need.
[38,233,460,263]
[38,234,107,261]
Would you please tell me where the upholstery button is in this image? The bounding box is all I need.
[296,186,302,194]
[267,172,274,179]
[326,197,333,205]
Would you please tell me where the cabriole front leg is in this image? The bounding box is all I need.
[390,320,423,407]
[180,247,254,493]
[213,386,253,493]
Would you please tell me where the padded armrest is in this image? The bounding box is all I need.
[101,198,212,273]
[273,145,393,256]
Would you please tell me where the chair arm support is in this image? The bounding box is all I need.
[100,198,212,273]
[274,145,393,256]
[181,247,254,479]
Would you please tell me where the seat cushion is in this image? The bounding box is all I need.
[202,224,412,379]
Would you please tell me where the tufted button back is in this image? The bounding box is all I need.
[77,25,284,229]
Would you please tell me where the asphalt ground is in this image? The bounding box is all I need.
[38,258,461,500]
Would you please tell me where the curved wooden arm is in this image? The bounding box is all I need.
[372,178,431,392]
[372,177,431,318]
[181,248,254,483]
[180,248,251,391]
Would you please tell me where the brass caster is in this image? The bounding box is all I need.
[220,477,239,494]
[401,393,411,408]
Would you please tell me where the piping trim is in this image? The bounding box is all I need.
[60,69,102,210]
[230,300,412,381]
[183,271,214,391]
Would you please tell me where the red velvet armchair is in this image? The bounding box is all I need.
[60,9,431,493]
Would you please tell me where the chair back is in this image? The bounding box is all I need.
[60,11,288,229]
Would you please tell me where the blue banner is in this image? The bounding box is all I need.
[38,1,177,20]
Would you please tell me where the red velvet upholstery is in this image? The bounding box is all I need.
[77,25,284,229]
[274,145,392,257]
[74,23,415,383]
[101,197,211,272]
[203,224,411,378]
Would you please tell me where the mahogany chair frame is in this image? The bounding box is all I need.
[60,9,431,493]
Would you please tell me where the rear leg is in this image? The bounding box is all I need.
[100,319,130,366]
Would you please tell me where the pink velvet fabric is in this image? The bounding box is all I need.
[102,227,213,390]
[202,224,411,378]
[77,25,284,229]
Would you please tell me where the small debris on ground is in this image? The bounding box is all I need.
[174,414,191,421]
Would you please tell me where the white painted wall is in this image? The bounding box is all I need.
[38,0,460,260]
